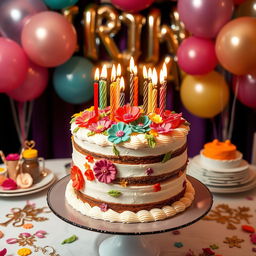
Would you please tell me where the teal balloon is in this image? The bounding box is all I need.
[53,56,94,104]
[43,0,78,10]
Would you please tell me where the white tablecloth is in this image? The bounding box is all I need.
[1,159,256,256]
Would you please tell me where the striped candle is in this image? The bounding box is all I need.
[129,57,135,106]
[151,68,158,113]
[99,65,107,109]
[142,66,148,113]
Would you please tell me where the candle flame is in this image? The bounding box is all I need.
[94,68,100,81]
[162,63,167,78]
[130,57,135,72]
[111,65,116,82]
[120,77,125,91]
[117,63,121,77]
[143,66,147,79]
[133,65,138,75]
[160,69,164,84]
[148,68,152,80]
[152,68,158,85]
[101,65,107,79]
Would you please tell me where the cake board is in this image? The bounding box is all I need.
[47,175,213,256]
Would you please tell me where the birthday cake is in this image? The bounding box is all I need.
[65,63,195,223]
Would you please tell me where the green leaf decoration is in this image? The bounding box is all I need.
[113,145,120,156]
[162,151,173,163]
[73,127,80,133]
[70,117,76,124]
[145,134,156,148]
[102,130,108,136]
[171,111,176,114]
[61,235,78,245]
[108,190,122,198]
[87,131,95,137]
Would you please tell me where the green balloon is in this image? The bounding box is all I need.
[53,56,94,104]
[43,0,78,10]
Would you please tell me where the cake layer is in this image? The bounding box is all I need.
[65,179,195,223]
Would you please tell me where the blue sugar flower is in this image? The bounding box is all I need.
[107,122,132,144]
[130,116,151,133]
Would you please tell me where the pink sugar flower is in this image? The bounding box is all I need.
[2,178,17,190]
[93,159,117,184]
[150,122,173,134]
[88,120,113,133]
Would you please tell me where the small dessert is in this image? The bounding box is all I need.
[16,173,33,189]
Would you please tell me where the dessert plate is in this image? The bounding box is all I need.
[0,169,55,197]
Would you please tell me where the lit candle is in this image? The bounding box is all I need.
[99,65,107,109]
[147,68,153,114]
[129,57,135,106]
[94,68,100,116]
[152,68,158,113]
[133,65,139,106]
[110,65,117,120]
[142,66,148,113]
[159,63,167,116]
[116,63,121,108]
[120,76,125,107]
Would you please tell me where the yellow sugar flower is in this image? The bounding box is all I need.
[85,106,94,112]
[71,111,83,118]
[149,129,159,137]
[17,248,32,256]
[148,113,163,124]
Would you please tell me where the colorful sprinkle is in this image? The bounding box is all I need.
[34,230,47,238]
[242,225,255,233]
[61,235,78,244]
[251,233,256,244]
[84,169,95,181]
[153,183,161,192]
[145,168,154,176]
[246,196,254,200]
[202,248,215,255]
[0,248,7,256]
[86,155,94,163]
[99,203,108,212]
[174,242,183,248]
[19,233,31,238]
[6,238,18,244]
[22,223,33,229]
[17,248,32,256]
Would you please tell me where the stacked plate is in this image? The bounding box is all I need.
[187,155,256,193]
[0,169,55,197]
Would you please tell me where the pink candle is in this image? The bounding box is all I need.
[94,68,99,116]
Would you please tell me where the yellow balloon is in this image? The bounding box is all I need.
[180,71,230,118]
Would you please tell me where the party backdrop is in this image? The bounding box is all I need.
[0,0,256,162]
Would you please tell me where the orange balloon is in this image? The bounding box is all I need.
[216,17,256,75]
[180,71,230,118]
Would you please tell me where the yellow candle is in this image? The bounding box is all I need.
[152,68,158,113]
[110,65,117,120]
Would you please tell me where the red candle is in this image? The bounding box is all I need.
[94,68,100,116]
[133,66,139,106]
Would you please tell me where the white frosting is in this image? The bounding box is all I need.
[65,179,195,223]
[72,146,188,178]
[79,172,186,204]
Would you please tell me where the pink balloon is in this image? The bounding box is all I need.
[21,11,77,67]
[177,37,218,75]
[178,0,234,38]
[111,0,154,12]
[233,74,256,108]
[0,38,28,93]
[7,61,48,102]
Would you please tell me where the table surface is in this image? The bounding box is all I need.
[1,159,256,256]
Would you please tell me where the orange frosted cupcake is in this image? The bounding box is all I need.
[200,139,242,169]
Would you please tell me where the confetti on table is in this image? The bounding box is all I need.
[209,244,219,250]
[0,248,7,256]
[251,233,256,244]
[252,247,256,252]
[0,231,4,239]
[22,223,33,229]
[174,242,183,248]
[245,196,254,200]
[17,248,32,256]
[172,230,180,235]
[61,235,78,245]
[223,235,244,248]
[203,204,253,230]
[242,225,255,233]
[185,249,195,256]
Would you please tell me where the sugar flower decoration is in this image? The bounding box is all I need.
[108,122,132,144]
[150,122,173,134]
[148,113,163,124]
[130,116,151,133]
[75,110,98,128]
[0,248,7,256]
[93,159,117,184]
[146,168,154,176]
[84,169,95,181]
[99,203,108,212]
[71,166,85,190]
[6,153,20,161]
[115,104,141,123]
[17,248,32,256]
[88,119,113,133]
[153,183,161,192]
[1,178,17,190]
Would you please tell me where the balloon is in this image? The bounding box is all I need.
[180,71,230,118]
[43,0,78,10]
[177,0,233,38]
[7,61,48,102]
[235,0,256,17]
[111,0,154,13]
[21,11,77,67]
[0,0,47,43]
[177,36,218,75]
[216,17,256,75]
[53,57,94,104]
[233,74,256,108]
[0,38,28,93]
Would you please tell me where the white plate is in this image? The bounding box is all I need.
[0,169,55,195]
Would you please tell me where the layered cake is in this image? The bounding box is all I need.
[188,139,255,193]
[65,105,195,223]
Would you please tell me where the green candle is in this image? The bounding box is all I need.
[99,65,107,109]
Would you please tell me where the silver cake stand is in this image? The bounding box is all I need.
[47,175,213,256]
